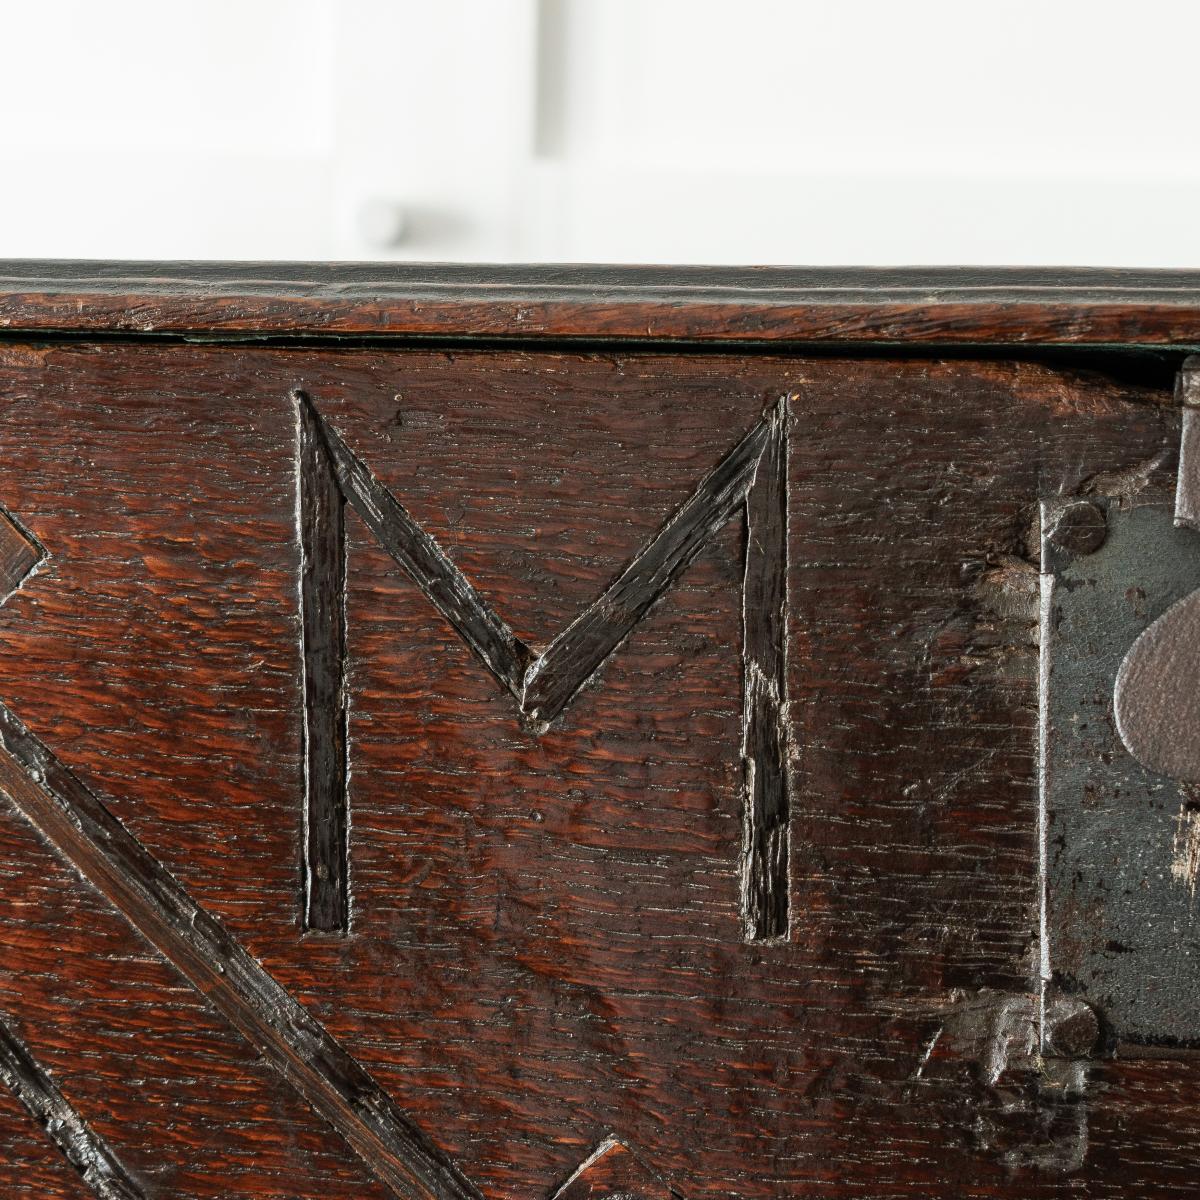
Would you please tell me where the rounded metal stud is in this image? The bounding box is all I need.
[1046,499,1107,557]
[1045,996,1101,1058]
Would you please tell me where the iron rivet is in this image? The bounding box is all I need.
[1047,500,1107,557]
[1046,997,1100,1058]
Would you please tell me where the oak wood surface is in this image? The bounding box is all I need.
[0,340,1187,1197]
[4,262,1200,344]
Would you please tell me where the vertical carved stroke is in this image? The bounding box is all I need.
[0,702,481,1200]
[740,397,791,941]
[296,394,350,933]
[0,1016,145,1200]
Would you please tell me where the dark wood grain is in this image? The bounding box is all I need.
[4,262,1200,344]
[0,341,1183,1198]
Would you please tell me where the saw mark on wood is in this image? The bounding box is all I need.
[0,700,480,1200]
[0,1015,145,1200]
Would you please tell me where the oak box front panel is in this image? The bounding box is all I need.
[0,344,1181,1198]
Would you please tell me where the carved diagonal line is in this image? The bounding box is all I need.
[0,702,480,1200]
[521,412,773,724]
[299,391,532,700]
[0,1015,145,1200]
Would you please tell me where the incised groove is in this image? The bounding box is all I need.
[0,700,480,1200]
[0,1014,145,1200]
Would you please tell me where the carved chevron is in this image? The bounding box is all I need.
[0,701,480,1200]
[295,392,793,941]
[0,504,44,605]
[551,1136,680,1200]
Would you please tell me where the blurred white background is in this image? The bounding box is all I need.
[2,0,1197,265]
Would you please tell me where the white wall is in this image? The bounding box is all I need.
[0,0,1197,265]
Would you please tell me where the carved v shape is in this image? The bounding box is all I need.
[294,391,792,943]
[299,391,777,722]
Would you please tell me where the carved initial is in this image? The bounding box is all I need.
[294,391,794,941]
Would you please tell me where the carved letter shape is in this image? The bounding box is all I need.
[295,392,793,942]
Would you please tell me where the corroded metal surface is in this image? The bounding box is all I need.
[1043,498,1200,1044]
[1113,360,1200,789]
[1114,587,1200,785]
[1175,361,1200,532]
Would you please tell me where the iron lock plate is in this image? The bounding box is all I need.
[1041,496,1200,1045]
